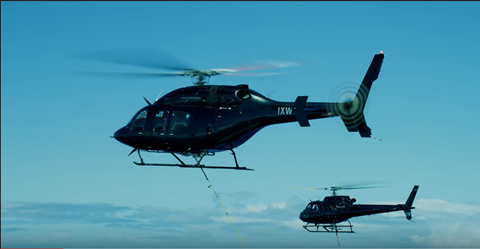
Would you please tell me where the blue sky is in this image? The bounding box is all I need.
[2,1,480,248]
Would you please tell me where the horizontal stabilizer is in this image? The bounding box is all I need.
[293,96,310,127]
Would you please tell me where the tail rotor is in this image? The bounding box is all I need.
[327,52,385,138]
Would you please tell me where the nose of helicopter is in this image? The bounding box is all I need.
[299,211,306,221]
[113,127,129,145]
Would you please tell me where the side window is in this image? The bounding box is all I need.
[235,89,251,100]
[153,110,169,132]
[169,111,191,131]
[130,109,148,132]
[338,198,347,207]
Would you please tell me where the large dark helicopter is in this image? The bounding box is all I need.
[75,49,385,170]
[299,185,419,233]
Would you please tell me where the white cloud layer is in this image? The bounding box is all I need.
[1,197,480,248]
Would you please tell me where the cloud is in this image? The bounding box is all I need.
[409,220,480,247]
[244,202,286,213]
[1,227,25,232]
[416,198,480,215]
[410,199,480,247]
[245,203,269,212]
[213,191,259,206]
[210,215,272,224]
[270,202,287,209]
[380,198,480,220]
[376,199,480,247]
[141,230,211,241]
[1,201,134,225]
[0,198,303,247]
[123,205,219,228]
[279,219,305,231]
[2,198,480,248]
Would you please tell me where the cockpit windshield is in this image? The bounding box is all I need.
[305,202,323,213]
[128,109,148,131]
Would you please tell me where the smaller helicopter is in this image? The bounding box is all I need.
[299,185,419,233]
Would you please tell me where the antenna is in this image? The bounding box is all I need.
[266,90,276,98]
[155,90,164,102]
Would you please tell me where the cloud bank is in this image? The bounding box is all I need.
[1,195,479,248]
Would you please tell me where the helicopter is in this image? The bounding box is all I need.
[75,49,385,170]
[299,185,419,233]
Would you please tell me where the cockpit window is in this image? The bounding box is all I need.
[130,109,148,132]
[235,89,251,100]
[305,203,321,213]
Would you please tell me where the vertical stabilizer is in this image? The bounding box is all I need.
[404,185,419,220]
[405,185,419,207]
[335,52,385,137]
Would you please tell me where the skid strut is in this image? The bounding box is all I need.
[303,220,354,233]
[133,149,253,170]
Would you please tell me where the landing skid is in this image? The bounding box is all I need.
[134,162,253,170]
[132,148,254,171]
[303,220,354,233]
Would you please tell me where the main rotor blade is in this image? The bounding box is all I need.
[305,184,383,191]
[333,182,385,189]
[70,47,192,71]
[306,188,328,190]
[335,186,382,190]
[223,72,283,77]
[229,60,300,72]
[68,70,183,79]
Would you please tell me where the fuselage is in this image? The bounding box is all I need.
[113,84,337,154]
[299,196,413,224]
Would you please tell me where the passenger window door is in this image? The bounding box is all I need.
[168,111,191,135]
[153,110,169,133]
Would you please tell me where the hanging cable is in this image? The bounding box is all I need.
[335,229,341,249]
[200,168,246,248]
